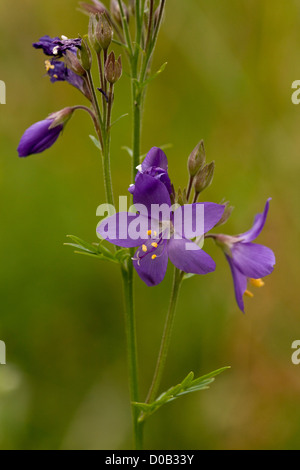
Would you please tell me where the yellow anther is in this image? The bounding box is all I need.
[244,290,254,298]
[45,60,55,71]
[250,278,265,288]
[152,254,157,260]
[53,74,58,79]
[154,231,157,237]
[151,242,158,248]
[147,230,152,236]
[142,244,147,253]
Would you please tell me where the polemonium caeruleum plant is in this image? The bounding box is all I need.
[18,0,275,449]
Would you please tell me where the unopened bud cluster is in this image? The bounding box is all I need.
[77,37,92,71]
[187,140,215,196]
[105,52,122,84]
[89,12,113,52]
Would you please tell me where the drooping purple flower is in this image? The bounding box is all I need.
[98,170,225,287]
[44,59,90,98]
[129,147,173,198]
[17,108,73,157]
[33,35,81,57]
[214,198,275,312]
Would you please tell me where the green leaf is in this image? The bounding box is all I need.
[182,272,196,281]
[65,235,128,265]
[110,113,129,128]
[133,366,230,423]
[89,135,101,150]
[122,146,133,158]
[136,62,168,91]
[112,38,129,49]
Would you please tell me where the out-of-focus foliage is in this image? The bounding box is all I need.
[0,0,299,450]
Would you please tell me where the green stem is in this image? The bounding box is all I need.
[121,265,143,450]
[117,0,133,56]
[132,82,142,176]
[97,51,107,125]
[146,268,183,404]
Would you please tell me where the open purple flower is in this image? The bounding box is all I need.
[33,35,81,57]
[129,147,173,198]
[98,171,225,286]
[18,108,73,157]
[214,198,275,312]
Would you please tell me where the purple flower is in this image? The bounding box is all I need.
[17,108,73,157]
[44,59,89,97]
[98,171,225,287]
[33,35,81,57]
[214,198,275,312]
[129,147,173,197]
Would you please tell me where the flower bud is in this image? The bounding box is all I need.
[95,13,113,50]
[79,0,107,15]
[77,37,92,71]
[194,161,215,195]
[214,202,234,227]
[176,187,187,206]
[64,50,86,76]
[188,140,206,177]
[17,108,75,157]
[105,51,122,84]
[88,14,101,53]
[110,0,129,26]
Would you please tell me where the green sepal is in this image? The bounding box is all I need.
[133,366,230,423]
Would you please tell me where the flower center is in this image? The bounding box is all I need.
[45,60,55,72]
[133,230,166,266]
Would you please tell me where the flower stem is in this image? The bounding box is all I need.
[146,268,183,404]
[132,83,142,176]
[121,264,143,449]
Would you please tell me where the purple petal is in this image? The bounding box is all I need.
[97,212,149,248]
[173,203,225,239]
[239,199,271,243]
[231,242,276,278]
[226,255,247,313]
[33,35,61,56]
[141,147,168,172]
[133,240,169,286]
[33,35,81,57]
[17,119,63,157]
[133,173,171,214]
[167,237,216,274]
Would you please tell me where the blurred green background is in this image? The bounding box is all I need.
[0,0,300,450]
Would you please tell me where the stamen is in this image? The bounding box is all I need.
[53,74,58,79]
[154,231,157,237]
[147,230,152,236]
[245,290,254,298]
[52,46,59,55]
[151,242,158,248]
[152,255,157,260]
[250,278,265,288]
[142,245,147,252]
[45,60,55,71]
